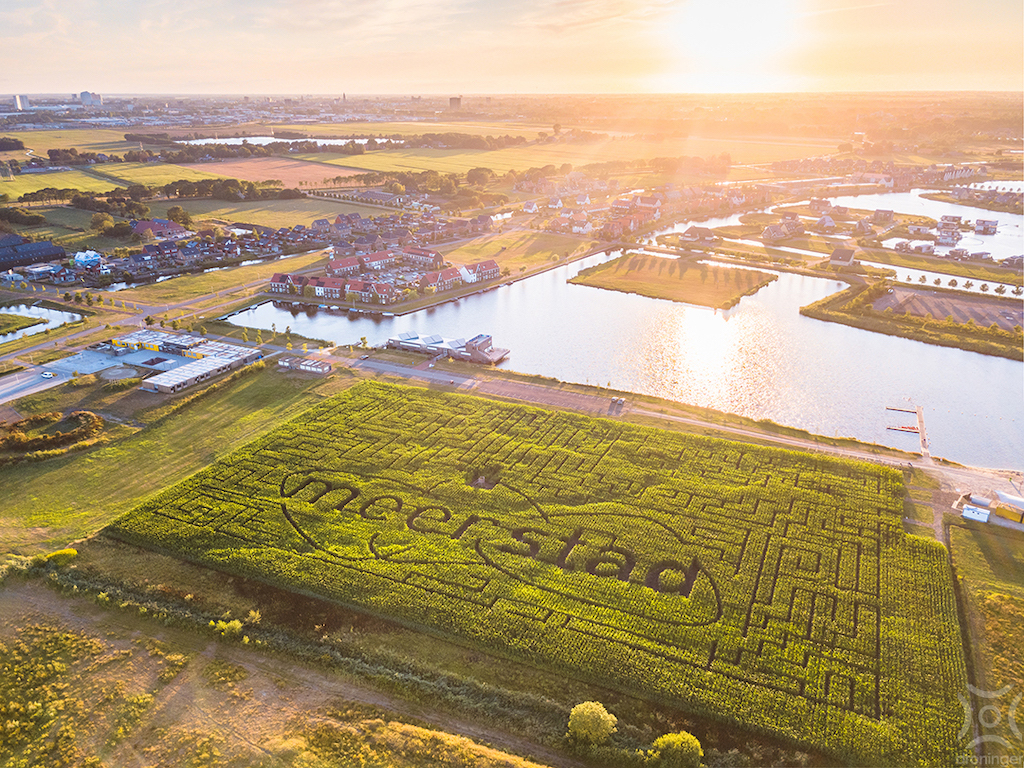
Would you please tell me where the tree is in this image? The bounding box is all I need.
[567,701,616,745]
[144,315,154,326]
[359,336,368,349]
[948,279,958,288]
[90,212,114,232]
[648,731,703,768]
[965,281,975,289]
[63,292,71,302]
[995,284,1006,295]
[466,167,494,187]
[980,283,989,292]
[302,284,315,298]
[933,278,941,286]
[918,275,927,283]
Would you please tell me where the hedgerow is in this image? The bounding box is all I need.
[106,381,969,766]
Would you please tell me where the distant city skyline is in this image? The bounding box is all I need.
[1,0,1021,95]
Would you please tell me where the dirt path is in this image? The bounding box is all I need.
[0,578,583,768]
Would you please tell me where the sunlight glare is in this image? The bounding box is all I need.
[658,0,803,92]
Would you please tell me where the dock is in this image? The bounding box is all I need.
[916,406,930,458]
[885,404,930,458]
[885,406,917,414]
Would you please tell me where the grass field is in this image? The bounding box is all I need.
[294,134,838,177]
[0,128,141,160]
[949,523,1024,760]
[572,253,778,309]
[181,157,364,186]
[87,161,231,187]
[147,197,384,229]
[108,381,969,767]
[1,205,133,254]
[440,230,591,271]
[0,581,550,768]
[0,168,124,197]
[0,367,349,554]
[0,312,44,335]
[859,247,1024,287]
[113,248,330,306]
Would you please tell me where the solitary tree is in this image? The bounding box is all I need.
[567,701,616,745]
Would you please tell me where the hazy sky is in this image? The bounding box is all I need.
[2,0,1021,94]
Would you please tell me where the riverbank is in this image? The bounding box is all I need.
[800,282,1024,361]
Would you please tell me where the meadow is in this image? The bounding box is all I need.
[112,247,329,305]
[571,253,778,309]
[0,168,124,197]
[294,134,838,177]
[0,128,141,160]
[0,366,352,554]
[440,230,592,271]
[86,161,231,187]
[107,381,969,767]
[147,197,384,229]
[949,523,1024,760]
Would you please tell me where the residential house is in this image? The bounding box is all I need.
[308,276,347,299]
[829,248,856,267]
[522,200,538,214]
[269,273,308,293]
[680,226,715,245]
[761,225,787,243]
[936,231,961,246]
[814,215,836,232]
[346,279,396,304]
[873,209,894,225]
[360,250,396,271]
[402,247,445,269]
[975,219,998,235]
[466,259,499,281]
[328,256,361,276]
[420,266,462,293]
[131,219,187,239]
[853,219,874,236]
[908,224,932,236]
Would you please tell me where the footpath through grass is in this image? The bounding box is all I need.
[571,252,777,309]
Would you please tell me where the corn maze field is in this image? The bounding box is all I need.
[109,382,968,766]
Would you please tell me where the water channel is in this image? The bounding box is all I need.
[228,245,1023,470]
[0,303,83,342]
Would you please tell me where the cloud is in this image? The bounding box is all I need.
[514,0,674,34]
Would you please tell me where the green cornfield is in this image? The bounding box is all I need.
[108,381,969,766]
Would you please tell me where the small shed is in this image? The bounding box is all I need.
[962,505,990,523]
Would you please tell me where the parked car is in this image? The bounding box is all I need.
[41,372,55,379]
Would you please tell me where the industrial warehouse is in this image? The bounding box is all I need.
[385,332,509,364]
[110,330,262,393]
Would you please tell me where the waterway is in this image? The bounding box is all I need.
[181,136,402,146]
[0,303,83,342]
[227,251,1023,470]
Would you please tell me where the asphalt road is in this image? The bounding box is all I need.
[0,367,68,405]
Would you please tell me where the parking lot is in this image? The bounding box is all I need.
[873,285,1023,331]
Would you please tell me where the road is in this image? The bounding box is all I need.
[0,367,70,405]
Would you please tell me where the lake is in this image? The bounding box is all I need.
[226,252,1023,470]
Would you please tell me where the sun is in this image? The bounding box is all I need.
[656,0,804,92]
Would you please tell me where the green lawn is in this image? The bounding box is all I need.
[440,230,591,271]
[147,197,384,229]
[0,313,44,335]
[0,168,124,197]
[572,253,777,309]
[859,247,1023,286]
[0,128,141,159]
[87,162,231,187]
[949,523,1024,760]
[113,248,330,306]
[0,368,338,554]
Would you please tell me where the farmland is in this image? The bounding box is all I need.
[108,381,969,767]
[180,157,364,187]
[571,253,778,309]
[146,196,385,229]
[87,161,231,187]
[0,168,124,197]
[293,134,838,176]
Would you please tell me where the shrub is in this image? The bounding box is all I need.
[649,731,703,768]
[46,548,78,567]
[568,701,617,745]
